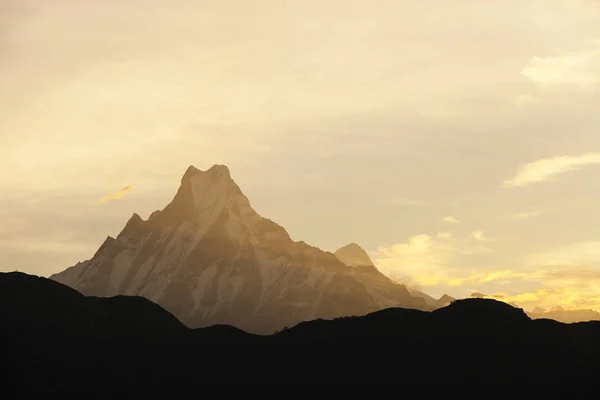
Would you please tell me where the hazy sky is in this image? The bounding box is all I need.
[2,0,600,312]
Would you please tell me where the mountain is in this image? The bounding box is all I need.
[333,242,433,311]
[334,242,454,309]
[51,164,429,334]
[4,272,600,396]
[527,306,600,323]
[334,242,376,267]
[438,293,456,306]
[471,292,487,298]
[408,288,455,308]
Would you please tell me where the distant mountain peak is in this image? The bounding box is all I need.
[344,242,363,250]
[438,294,455,305]
[470,292,487,298]
[334,243,375,267]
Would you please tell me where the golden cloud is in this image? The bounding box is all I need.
[503,153,600,188]
[424,267,600,311]
[484,286,600,312]
[375,231,600,312]
[442,216,461,224]
[446,267,600,311]
[521,47,600,91]
[98,185,133,204]
[374,233,495,288]
[471,230,493,242]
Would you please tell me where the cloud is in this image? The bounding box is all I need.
[502,153,600,188]
[523,241,600,267]
[442,216,461,224]
[375,234,460,286]
[373,233,493,287]
[481,279,600,312]
[98,185,133,204]
[471,230,493,242]
[511,211,542,221]
[513,94,540,106]
[489,253,600,311]
[445,270,537,287]
[374,234,600,311]
[521,46,600,91]
[419,264,600,311]
[376,230,600,311]
[474,244,600,311]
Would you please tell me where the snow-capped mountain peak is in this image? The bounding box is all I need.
[51,164,429,333]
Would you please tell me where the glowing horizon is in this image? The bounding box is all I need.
[2,0,600,314]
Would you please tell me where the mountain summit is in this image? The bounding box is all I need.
[51,164,429,333]
[334,243,376,267]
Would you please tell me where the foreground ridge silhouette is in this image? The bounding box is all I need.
[2,272,600,396]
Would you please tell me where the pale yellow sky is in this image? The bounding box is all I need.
[2,0,600,311]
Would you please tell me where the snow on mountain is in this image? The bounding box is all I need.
[51,164,430,334]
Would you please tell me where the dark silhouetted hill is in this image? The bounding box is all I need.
[3,272,600,397]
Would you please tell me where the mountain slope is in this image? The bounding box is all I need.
[334,242,455,309]
[4,272,600,396]
[51,165,428,333]
[408,289,456,308]
[333,242,431,311]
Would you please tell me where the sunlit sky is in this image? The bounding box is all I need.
[2,0,600,312]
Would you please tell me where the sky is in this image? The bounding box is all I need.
[2,0,600,312]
